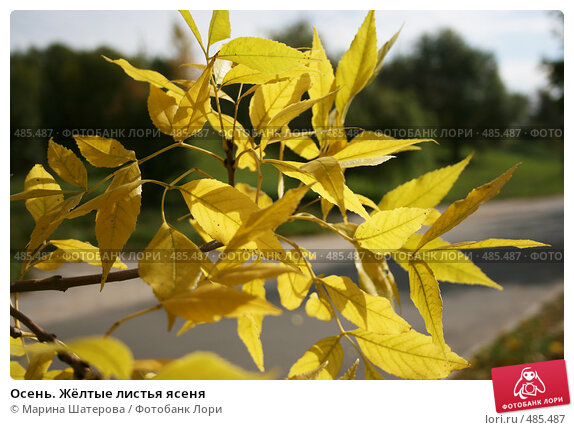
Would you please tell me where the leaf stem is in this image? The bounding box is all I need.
[105,304,163,337]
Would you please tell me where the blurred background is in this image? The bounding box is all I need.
[10,10,563,378]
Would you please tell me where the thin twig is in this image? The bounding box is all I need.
[10,306,96,379]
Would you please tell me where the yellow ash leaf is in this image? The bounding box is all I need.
[428,255,503,290]
[147,85,181,138]
[423,209,441,225]
[210,263,297,287]
[180,178,259,244]
[249,73,311,133]
[356,194,380,212]
[352,328,469,379]
[28,193,84,253]
[139,223,205,301]
[226,186,309,251]
[179,11,204,52]
[288,336,343,380]
[277,271,313,310]
[96,163,141,288]
[235,183,273,209]
[354,249,401,307]
[321,275,410,334]
[408,260,446,355]
[418,164,519,249]
[237,278,266,372]
[220,63,282,86]
[221,63,316,86]
[321,197,334,220]
[180,179,281,252]
[334,131,433,168]
[162,283,281,324]
[218,37,308,74]
[265,157,369,220]
[287,362,329,380]
[34,239,126,271]
[354,207,430,254]
[153,351,272,380]
[305,291,333,321]
[189,218,214,243]
[263,91,337,143]
[366,26,402,86]
[396,234,503,290]
[104,56,184,101]
[285,136,320,160]
[11,189,67,201]
[48,138,88,189]
[208,10,231,47]
[67,180,142,219]
[379,154,472,210]
[24,164,63,222]
[302,158,345,215]
[172,65,212,137]
[74,135,136,168]
[309,28,336,142]
[67,336,134,380]
[237,314,264,371]
[335,10,377,121]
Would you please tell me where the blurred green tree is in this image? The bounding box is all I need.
[350,28,528,162]
[531,11,563,129]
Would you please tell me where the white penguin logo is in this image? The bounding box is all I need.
[513,367,546,399]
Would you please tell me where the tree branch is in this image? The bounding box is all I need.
[10,305,97,379]
[10,240,223,294]
[223,137,236,186]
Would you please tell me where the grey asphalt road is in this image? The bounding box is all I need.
[16,195,564,378]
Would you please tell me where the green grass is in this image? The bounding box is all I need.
[453,293,564,380]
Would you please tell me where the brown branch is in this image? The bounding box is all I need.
[10,240,223,294]
[10,325,22,339]
[223,137,235,186]
[10,305,97,379]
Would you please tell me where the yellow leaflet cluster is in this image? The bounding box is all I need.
[10,9,549,380]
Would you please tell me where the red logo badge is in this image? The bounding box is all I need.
[491,360,570,413]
